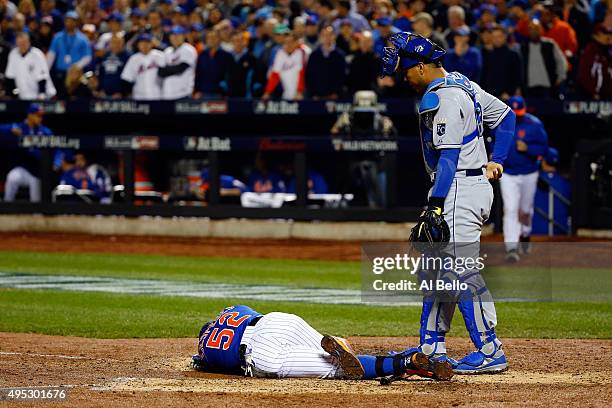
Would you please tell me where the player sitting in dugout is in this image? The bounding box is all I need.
[192,305,453,382]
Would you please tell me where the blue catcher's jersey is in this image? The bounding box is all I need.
[197,305,262,372]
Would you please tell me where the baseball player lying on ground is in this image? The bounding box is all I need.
[192,305,453,381]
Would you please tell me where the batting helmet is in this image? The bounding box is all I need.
[380,32,446,77]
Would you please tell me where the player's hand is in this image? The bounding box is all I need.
[485,161,503,180]
[261,93,270,100]
[294,92,304,101]
[516,140,528,152]
[11,126,22,136]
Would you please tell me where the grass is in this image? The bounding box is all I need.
[0,289,610,339]
[0,250,360,289]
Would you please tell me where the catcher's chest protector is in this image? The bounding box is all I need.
[418,72,484,176]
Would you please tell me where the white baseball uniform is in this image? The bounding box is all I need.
[241,312,342,378]
[161,42,197,100]
[5,46,56,100]
[418,72,510,356]
[120,49,165,100]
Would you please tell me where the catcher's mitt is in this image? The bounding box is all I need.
[409,207,450,244]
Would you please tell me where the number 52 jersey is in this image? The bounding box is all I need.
[197,305,262,371]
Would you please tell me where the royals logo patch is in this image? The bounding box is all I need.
[436,123,446,136]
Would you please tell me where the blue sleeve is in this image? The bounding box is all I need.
[491,109,516,165]
[526,124,548,157]
[49,34,59,55]
[0,123,16,136]
[473,49,482,82]
[430,148,460,203]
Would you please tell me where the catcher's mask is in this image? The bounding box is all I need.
[380,32,446,77]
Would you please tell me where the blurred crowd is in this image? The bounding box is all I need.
[0,0,609,102]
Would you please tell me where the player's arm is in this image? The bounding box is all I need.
[158,62,190,78]
[523,122,549,158]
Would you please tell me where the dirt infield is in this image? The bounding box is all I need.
[0,231,607,263]
[1,332,610,407]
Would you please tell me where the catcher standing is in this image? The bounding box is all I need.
[380,32,515,373]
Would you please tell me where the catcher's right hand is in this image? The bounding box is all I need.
[409,206,450,244]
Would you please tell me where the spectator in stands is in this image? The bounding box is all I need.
[96,34,129,98]
[305,26,346,100]
[332,0,370,33]
[335,18,354,55]
[347,31,378,94]
[540,1,578,63]
[37,0,63,33]
[124,8,147,51]
[47,11,92,97]
[159,26,197,100]
[576,24,611,99]
[32,16,54,52]
[5,32,56,100]
[303,15,319,49]
[315,0,335,28]
[263,32,308,100]
[521,19,567,97]
[228,30,259,97]
[194,29,232,98]
[77,0,106,27]
[373,16,394,57]
[0,104,52,202]
[121,34,165,100]
[248,153,286,193]
[64,64,97,98]
[95,12,124,57]
[481,25,523,99]
[444,27,482,81]
[188,24,205,54]
[147,10,169,51]
[410,12,448,50]
[443,5,475,48]
[562,0,592,49]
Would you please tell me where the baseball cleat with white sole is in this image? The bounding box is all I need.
[453,349,508,374]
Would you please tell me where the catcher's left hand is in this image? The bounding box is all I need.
[409,206,450,244]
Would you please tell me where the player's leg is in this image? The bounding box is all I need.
[453,177,507,374]
[500,173,521,260]
[518,171,539,253]
[247,312,346,379]
[409,180,459,363]
[4,167,39,202]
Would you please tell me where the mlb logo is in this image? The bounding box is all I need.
[436,123,446,136]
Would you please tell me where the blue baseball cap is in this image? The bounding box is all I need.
[170,25,187,35]
[508,96,526,116]
[65,10,79,20]
[376,16,392,26]
[509,0,528,9]
[131,8,145,18]
[191,23,204,32]
[305,15,319,26]
[28,104,43,115]
[137,33,152,42]
[380,31,446,76]
[545,147,559,165]
[477,4,497,17]
[107,12,124,23]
